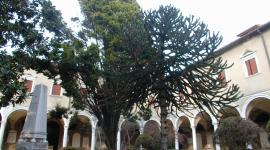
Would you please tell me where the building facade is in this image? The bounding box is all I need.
[0,22,270,150]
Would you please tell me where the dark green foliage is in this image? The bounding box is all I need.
[63,147,80,150]
[215,116,261,150]
[60,1,149,150]
[142,5,241,116]
[136,5,241,149]
[0,0,72,107]
[49,104,69,119]
[125,145,136,150]
[135,133,160,150]
[0,51,27,107]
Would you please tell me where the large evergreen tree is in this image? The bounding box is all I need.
[138,6,241,149]
[53,0,150,149]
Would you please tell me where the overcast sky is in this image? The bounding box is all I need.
[52,0,270,47]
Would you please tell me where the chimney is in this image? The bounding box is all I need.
[237,24,260,37]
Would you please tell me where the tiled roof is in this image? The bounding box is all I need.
[215,21,270,56]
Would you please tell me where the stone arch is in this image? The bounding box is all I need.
[176,115,192,128]
[177,116,192,149]
[194,112,214,150]
[47,118,64,150]
[243,95,270,149]
[77,111,95,126]
[3,109,27,150]
[143,118,160,129]
[4,106,28,121]
[192,111,215,127]
[242,94,270,118]
[68,114,92,149]
[120,120,140,150]
[143,120,161,141]
[165,119,175,149]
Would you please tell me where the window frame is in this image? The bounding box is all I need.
[240,50,260,77]
[22,74,35,93]
[50,83,62,96]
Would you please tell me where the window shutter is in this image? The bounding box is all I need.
[25,80,33,92]
[52,84,61,95]
[80,88,87,97]
[245,60,252,76]
[249,58,258,74]
[218,71,226,82]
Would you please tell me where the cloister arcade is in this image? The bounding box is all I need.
[0,94,269,150]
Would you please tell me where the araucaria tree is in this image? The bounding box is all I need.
[139,6,241,149]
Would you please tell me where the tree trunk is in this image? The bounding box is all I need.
[160,99,168,150]
[101,117,119,150]
[98,106,121,150]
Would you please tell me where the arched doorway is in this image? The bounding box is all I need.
[47,119,64,150]
[68,115,92,149]
[120,120,140,150]
[195,112,214,150]
[178,116,192,150]
[3,109,27,150]
[245,98,270,149]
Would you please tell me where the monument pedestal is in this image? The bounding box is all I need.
[16,140,48,150]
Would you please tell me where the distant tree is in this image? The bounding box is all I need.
[0,0,72,107]
[137,5,241,149]
[215,116,261,150]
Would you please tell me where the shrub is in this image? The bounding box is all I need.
[125,145,136,150]
[63,147,79,150]
[135,133,160,150]
[215,116,261,150]
[49,104,68,119]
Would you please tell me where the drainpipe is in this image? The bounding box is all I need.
[257,29,270,70]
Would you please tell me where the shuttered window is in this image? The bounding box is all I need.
[25,80,33,92]
[52,84,61,95]
[245,58,258,76]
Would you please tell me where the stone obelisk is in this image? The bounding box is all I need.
[16,84,48,150]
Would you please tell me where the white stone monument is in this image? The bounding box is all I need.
[16,84,48,150]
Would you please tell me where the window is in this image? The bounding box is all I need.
[52,84,61,96]
[241,50,259,77]
[245,58,258,76]
[24,80,33,92]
